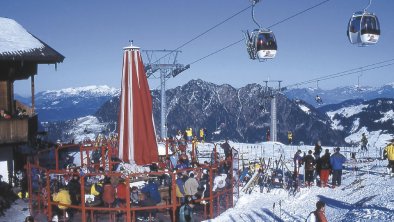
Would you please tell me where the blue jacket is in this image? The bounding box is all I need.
[141,181,161,204]
[176,178,186,195]
[330,152,346,170]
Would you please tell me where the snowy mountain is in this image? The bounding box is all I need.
[18,85,119,121]
[324,98,394,149]
[30,80,394,145]
[96,79,344,145]
[42,115,111,143]
[284,83,394,106]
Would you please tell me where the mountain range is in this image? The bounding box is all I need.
[18,80,394,146]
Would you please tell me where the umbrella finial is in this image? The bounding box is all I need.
[124,40,139,50]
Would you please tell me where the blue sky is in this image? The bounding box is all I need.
[2,0,394,96]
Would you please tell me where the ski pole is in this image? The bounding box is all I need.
[273,202,276,222]
[279,200,282,220]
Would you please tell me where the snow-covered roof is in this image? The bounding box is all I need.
[0,17,43,53]
[0,17,64,63]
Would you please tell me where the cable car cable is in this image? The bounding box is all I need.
[287,58,394,86]
[267,0,331,29]
[151,5,253,65]
[284,58,394,89]
[189,39,244,65]
[186,0,332,66]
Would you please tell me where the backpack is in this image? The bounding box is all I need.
[306,211,317,222]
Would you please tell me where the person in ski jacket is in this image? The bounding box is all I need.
[186,128,193,141]
[130,186,140,205]
[141,179,161,204]
[221,140,232,159]
[199,128,205,142]
[293,150,303,174]
[317,149,331,187]
[184,173,199,198]
[307,200,328,222]
[361,133,368,151]
[314,142,323,160]
[179,196,195,222]
[330,147,347,187]
[176,173,186,203]
[303,150,316,186]
[383,139,394,176]
[288,131,293,145]
[52,184,71,220]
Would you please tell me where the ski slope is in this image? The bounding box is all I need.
[202,141,394,222]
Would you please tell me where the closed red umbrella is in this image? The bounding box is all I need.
[118,43,158,165]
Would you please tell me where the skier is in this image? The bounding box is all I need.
[266,128,270,141]
[316,149,331,187]
[314,141,323,160]
[293,150,303,174]
[303,150,316,187]
[383,139,394,176]
[330,147,347,188]
[220,139,232,159]
[288,131,293,145]
[306,200,328,222]
[179,196,195,222]
[360,133,368,151]
[199,128,205,142]
[315,95,323,104]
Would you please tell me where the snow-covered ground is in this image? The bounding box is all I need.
[204,141,394,222]
[1,199,30,222]
[2,141,393,222]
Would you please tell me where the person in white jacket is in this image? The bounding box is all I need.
[184,173,199,198]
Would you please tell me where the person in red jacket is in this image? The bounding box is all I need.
[317,149,332,187]
[307,200,328,222]
[115,178,128,207]
[315,200,328,222]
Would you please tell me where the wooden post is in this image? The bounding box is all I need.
[46,171,52,220]
[31,75,35,114]
[126,177,131,222]
[209,167,214,218]
[171,171,177,222]
[27,163,33,216]
[55,147,59,170]
[165,139,168,159]
[79,145,84,167]
[81,175,86,222]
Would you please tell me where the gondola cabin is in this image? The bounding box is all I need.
[246,29,277,61]
[347,11,380,46]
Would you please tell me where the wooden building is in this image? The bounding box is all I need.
[0,17,64,183]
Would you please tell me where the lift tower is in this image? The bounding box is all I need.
[263,80,283,142]
[142,50,190,139]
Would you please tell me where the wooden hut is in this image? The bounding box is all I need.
[0,17,64,183]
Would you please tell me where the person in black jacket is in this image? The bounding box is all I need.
[317,149,331,187]
[67,174,81,205]
[303,150,316,187]
[314,142,323,160]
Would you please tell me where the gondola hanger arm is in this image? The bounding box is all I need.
[363,0,372,12]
